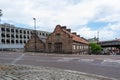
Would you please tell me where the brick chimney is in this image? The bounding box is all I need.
[66,29,71,32]
[72,32,77,35]
[81,37,87,41]
[61,26,66,29]
[77,35,80,37]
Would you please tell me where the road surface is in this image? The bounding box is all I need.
[0,51,120,79]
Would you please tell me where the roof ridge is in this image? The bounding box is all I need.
[62,27,88,44]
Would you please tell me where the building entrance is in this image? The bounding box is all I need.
[54,43,62,52]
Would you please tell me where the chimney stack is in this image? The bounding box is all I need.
[61,26,66,29]
[77,35,80,37]
[72,32,77,35]
[66,29,71,32]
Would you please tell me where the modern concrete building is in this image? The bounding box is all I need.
[0,23,50,51]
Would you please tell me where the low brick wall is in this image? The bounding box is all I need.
[0,64,116,80]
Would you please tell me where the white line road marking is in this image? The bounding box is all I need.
[37,58,94,63]
[11,54,25,64]
[101,59,120,64]
[36,60,56,62]
[78,59,94,62]
[36,57,77,62]
[57,58,75,62]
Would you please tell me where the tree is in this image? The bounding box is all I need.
[116,46,120,55]
[89,43,102,55]
[117,46,120,49]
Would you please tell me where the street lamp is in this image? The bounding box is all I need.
[0,9,3,24]
[33,18,36,31]
[0,9,3,51]
[33,18,36,52]
[97,31,99,43]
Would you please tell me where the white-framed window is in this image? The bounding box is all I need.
[77,45,79,50]
[73,45,76,50]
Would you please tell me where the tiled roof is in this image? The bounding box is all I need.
[62,28,89,44]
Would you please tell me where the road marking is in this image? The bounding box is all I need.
[11,54,25,64]
[78,59,94,62]
[101,59,120,64]
[36,57,76,62]
[57,58,75,62]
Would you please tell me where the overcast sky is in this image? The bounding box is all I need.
[0,0,120,41]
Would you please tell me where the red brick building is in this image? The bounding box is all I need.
[24,31,45,52]
[25,25,89,54]
[46,25,89,54]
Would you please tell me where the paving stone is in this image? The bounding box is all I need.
[0,64,115,80]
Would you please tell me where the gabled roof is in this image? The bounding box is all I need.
[30,31,46,44]
[61,26,89,44]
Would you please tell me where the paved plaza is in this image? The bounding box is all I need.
[0,64,114,80]
[0,51,120,80]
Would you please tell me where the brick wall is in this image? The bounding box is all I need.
[25,25,89,54]
[25,33,45,52]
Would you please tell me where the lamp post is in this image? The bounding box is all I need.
[33,18,36,52]
[0,9,2,24]
[97,31,99,43]
[0,9,3,51]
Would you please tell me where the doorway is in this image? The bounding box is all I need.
[54,43,62,52]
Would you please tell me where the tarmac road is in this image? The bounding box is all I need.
[0,51,120,79]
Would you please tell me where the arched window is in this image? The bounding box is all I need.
[24,35,26,39]
[16,35,18,38]
[27,31,29,34]
[1,33,5,37]
[6,39,10,44]
[11,29,14,33]
[1,28,5,31]
[24,30,26,34]
[20,30,22,33]
[11,40,14,44]
[20,35,22,38]
[6,34,10,38]
[20,40,22,44]
[42,33,45,36]
[16,29,18,33]
[11,34,14,38]
[1,39,5,43]
[6,28,10,32]
[16,40,19,44]
[24,40,26,43]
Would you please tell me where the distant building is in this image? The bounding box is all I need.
[98,40,120,55]
[46,25,89,54]
[88,37,99,43]
[0,23,50,51]
[115,38,120,41]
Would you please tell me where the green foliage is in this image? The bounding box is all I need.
[117,46,120,49]
[89,43,102,55]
